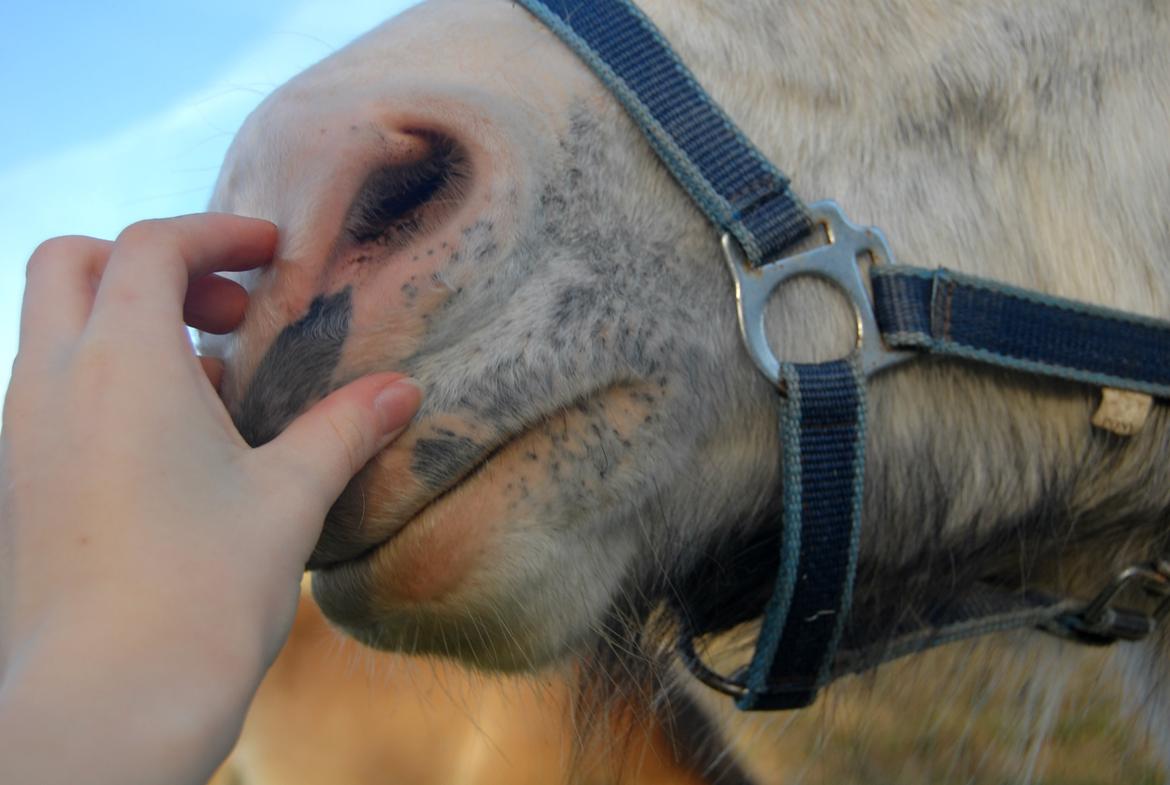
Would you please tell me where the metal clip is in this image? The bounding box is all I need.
[676,630,750,700]
[1054,560,1170,645]
[675,617,819,710]
[722,201,915,391]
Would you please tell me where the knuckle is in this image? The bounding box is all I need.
[113,218,201,282]
[26,236,91,277]
[115,218,172,250]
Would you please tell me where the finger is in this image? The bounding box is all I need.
[199,356,225,390]
[91,214,276,332]
[183,274,249,335]
[19,237,113,350]
[257,374,423,515]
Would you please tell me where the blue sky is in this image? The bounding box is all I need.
[0,0,417,407]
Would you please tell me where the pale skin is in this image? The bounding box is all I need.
[0,214,423,785]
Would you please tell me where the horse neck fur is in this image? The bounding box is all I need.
[622,2,1170,774]
[634,0,1170,584]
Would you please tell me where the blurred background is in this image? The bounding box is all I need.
[0,0,417,403]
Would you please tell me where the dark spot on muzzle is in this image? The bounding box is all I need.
[411,435,482,490]
[233,288,353,447]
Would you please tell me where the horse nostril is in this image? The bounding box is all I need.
[343,132,470,250]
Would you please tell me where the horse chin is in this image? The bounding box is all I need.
[307,441,576,666]
[315,453,512,608]
[309,403,662,666]
[308,477,592,670]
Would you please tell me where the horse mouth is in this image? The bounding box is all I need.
[306,425,520,572]
[304,396,589,621]
[305,379,655,620]
[306,382,617,571]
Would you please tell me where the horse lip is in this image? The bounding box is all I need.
[305,385,614,572]
[305,426,519,571]
[305,519,407,572]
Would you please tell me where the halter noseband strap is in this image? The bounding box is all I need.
[518,0,1170,710]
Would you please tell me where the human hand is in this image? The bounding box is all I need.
[0,214,421,785]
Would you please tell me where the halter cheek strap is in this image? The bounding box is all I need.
[515,0,812,262]
[518,0,1170,710]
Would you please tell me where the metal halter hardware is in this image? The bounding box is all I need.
[675,623,753,702]
[1050,560,1170,645]
[679,558,1170,704]
[722,201,915,389]
[517,0,1170,710]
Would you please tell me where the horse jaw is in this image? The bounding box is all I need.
[206,0,783,669]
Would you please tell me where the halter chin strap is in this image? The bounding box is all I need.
[517,0,1170,710]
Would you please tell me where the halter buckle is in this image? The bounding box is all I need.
[1048,560,1170,644]
[723,201,914,392]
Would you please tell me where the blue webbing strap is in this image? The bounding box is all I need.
[517,0,861,711]
[872,267,1170,398]
[833,585,1084,677]
[740,359,867,710]
[515,0,813,264]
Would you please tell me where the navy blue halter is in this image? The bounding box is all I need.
[517,0,1170,711]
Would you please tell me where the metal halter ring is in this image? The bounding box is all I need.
[722,200,914,391]
[673,612,818,707]
[676,630,750,700]
[1051,560,1170,645]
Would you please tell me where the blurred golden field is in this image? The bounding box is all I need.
[211,595,1166,785]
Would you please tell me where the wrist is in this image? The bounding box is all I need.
[0,612,261,785]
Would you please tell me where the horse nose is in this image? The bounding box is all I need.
[223,126,475,444]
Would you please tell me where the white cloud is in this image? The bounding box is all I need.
[0,0,417,401]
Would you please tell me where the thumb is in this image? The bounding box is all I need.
[258,373,423,507]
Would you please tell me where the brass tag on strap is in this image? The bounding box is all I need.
[1092,388,1153,436]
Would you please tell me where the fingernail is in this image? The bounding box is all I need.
[374,377,424,435]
